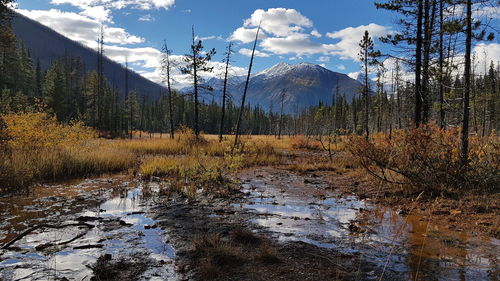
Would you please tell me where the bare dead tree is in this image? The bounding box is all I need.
[219,41,233,142]
[461,0,472,165]
[161,40,175,139]
[234,23,261,147]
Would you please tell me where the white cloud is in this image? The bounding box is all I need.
[51,0,175,11]
[336,64,346,71]
[195,35,224,41]
[17,9,144,46]
[80,5,112,22]
[311,29,321,38]
[243,8,312,37]
[238,48,270,57]
[317,56,330,62]
[260,33,331,55]
[348,71,361,80]
[138,14,155,22]
[49,0,175,22]
[231,27,267,44]
[473,43,500,74]
[232,9,390,62]
[326,23,390,61]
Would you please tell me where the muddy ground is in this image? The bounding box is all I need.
[305,152,500,239]
[0,151,499,281]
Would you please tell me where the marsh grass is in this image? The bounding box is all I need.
[0,112,292,190]
[255,243,281,264]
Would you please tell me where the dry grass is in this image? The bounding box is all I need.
[0,113,293,190]
[0,113,136,189]
[230,228,261,245]
[192,233,245,278]
[290,135,322,151]
[255,243,281,264]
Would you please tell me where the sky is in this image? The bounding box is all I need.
[13,0,500,89]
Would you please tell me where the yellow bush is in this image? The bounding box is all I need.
[2,112,94,150]
[0,112,134,189]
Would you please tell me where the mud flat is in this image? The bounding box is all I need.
[1,168,498,281]
[0,177,178,281]
[235,167,499,281]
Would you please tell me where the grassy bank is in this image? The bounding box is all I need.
[1,113,498,199]
[0,112,286,192]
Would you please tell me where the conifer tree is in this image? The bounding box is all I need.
[180,26,216,137]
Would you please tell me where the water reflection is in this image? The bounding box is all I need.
[236,175,499,281]
[0,178,178,281]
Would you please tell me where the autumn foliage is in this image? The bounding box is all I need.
[0,112,134,190]
[349,124,500,195]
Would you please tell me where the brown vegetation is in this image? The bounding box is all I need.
[348,124,500,196]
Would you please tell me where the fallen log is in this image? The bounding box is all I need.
[1,222,94,250]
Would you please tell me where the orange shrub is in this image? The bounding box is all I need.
[349,124,499,194]
[290,135,322,150]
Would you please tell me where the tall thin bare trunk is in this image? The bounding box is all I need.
[415,0,424,127]
[219,42,232,142]
[439,0,445,129]
[234,23,261,147]
[461,0,472,165]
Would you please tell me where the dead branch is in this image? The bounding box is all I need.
[1,222,94,250]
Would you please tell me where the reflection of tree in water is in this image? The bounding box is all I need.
[404,214,473,281]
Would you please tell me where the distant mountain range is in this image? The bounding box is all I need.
[183,62,364,113]
[11,12,164,100]
[12,12,364,113]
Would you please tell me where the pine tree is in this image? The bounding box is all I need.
[180,26,216,137]
[358,30,379,140]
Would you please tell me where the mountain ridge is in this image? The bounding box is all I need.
[184,62,364,113]
[11,12,165,100]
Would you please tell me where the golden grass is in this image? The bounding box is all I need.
[0,141,136,188]
[0,112,303,190]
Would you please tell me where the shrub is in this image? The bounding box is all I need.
[290,135,322,150]
[349,124,500,195]
[0,112,134,190]
[2,112,94,150]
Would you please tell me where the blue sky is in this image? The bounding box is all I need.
[14,0,500,88]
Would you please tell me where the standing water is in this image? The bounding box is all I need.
[0,177,178,281]
[235,168,499,281]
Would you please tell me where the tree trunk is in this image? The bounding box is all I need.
[234,24,261,147]
[191,27,200,137]
[364,46,369,140]
[439,0,445,129]
[415,0,424,127]
[278,90,285,140]
[422,0,437,124]
[219,42,232,142]
[461,0,472,165]
[164,41,175,139]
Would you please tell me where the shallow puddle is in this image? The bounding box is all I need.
[0,178,178,281]
[235,171,499,281]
